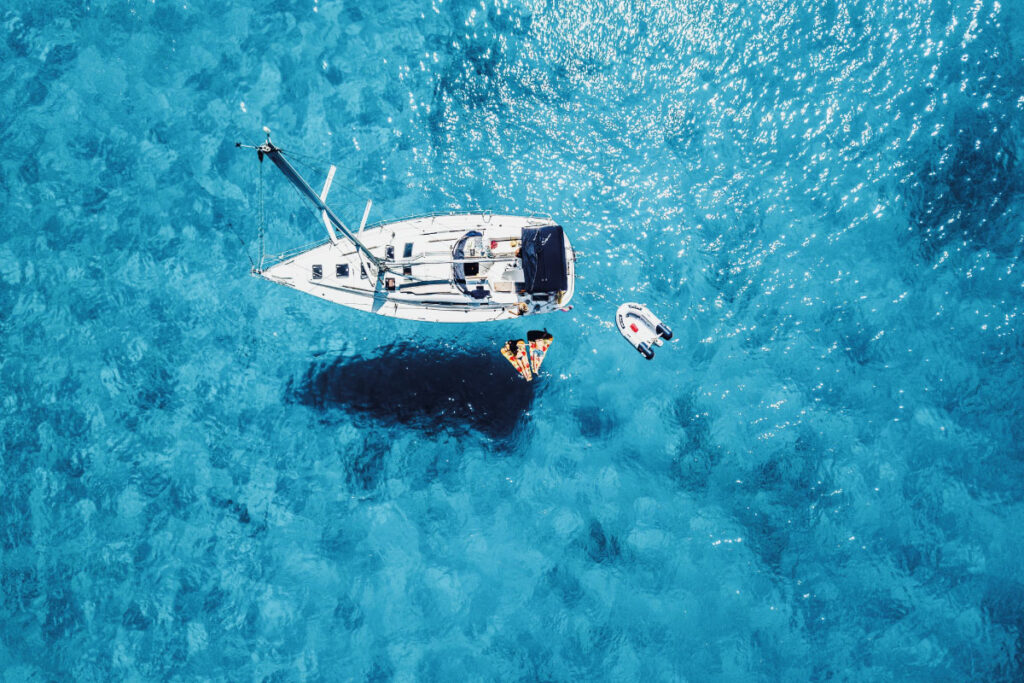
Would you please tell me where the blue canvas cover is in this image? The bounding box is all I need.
[521,225,568,293]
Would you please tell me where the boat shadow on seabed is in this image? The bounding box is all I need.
[289,342,536,439]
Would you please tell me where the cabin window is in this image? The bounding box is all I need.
[360,264,367,279]
[403,243,414,258]
[385,278,396,291]
[312,264,322,279]
[336,264,349,277]
[464,262,480,277]
[403,265,412,276]
[385,245,395,259]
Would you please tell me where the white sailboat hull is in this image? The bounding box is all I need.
[261,212,576,323]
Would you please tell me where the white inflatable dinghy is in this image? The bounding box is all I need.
[616,303,672,359]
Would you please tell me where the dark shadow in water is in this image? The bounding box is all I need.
[291,342,535,439]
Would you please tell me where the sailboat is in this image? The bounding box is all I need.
[240,134,576,323]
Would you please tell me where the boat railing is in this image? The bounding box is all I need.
[361,209,555,232]
[261,238,331,267]
[261,210,555,268]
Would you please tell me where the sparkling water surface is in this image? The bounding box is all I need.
[2,0,1024,679]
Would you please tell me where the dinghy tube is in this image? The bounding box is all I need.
[616,303,672,360]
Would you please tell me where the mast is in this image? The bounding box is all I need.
[256,138,383,270]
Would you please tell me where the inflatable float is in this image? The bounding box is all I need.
[500,331,554,381]
[527,330,553,374]
[616,303,672,359]
[501,339,533,381]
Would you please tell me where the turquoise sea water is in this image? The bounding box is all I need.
[3,0,1024,679]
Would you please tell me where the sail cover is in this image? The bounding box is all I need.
[521,225,568,293]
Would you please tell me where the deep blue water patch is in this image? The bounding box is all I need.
[292,342,536,439]
[2,0,1024,680]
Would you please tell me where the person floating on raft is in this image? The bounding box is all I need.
[501,339,533,381]
[501,331,553,381]
[527,330,553,374]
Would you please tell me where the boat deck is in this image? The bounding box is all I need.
[261,213,575,322]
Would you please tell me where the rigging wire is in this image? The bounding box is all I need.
[227,147,258,271]
[269,157,392,279]
[275,171,378,276]
[227,223,256,270]
[274,175,417,283]
[281,147,368,204]
[280,150,327,179]
[257,158,266,272]
[255,145,446,283]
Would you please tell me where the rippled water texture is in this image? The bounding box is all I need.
[2,0,1024,679]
